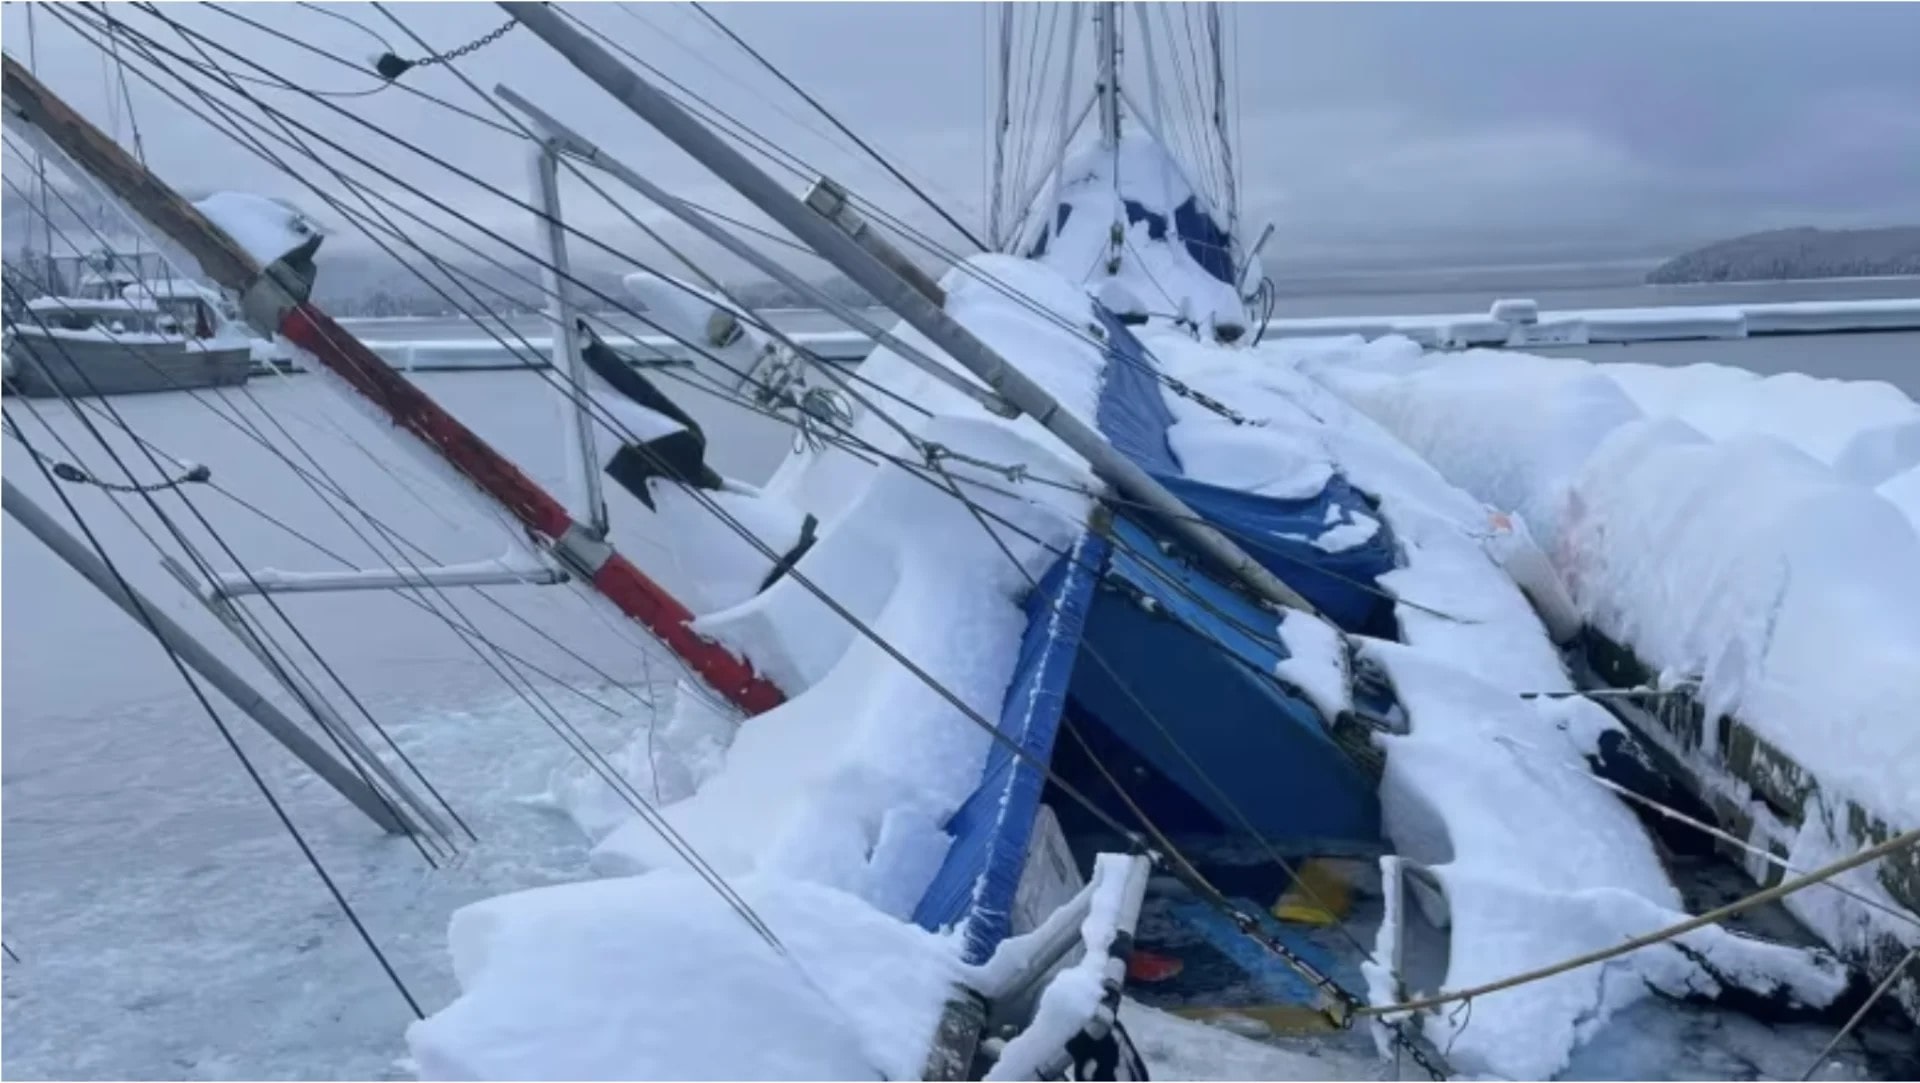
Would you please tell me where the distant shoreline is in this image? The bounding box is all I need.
[1646,226,1920,286]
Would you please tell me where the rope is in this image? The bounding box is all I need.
[1359,826,1920,1019]
[1799,945,1918,1081]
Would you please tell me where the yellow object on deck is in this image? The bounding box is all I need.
[1272,858,1352,926]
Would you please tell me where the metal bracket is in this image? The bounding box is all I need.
[551,520,615,580]
[238,238,321,337]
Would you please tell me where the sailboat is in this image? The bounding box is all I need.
[3,2,1914,1080]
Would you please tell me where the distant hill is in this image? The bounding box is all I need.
[1647,226,1920,284]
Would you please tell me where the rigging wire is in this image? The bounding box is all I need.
[82,6,799,957]
[2,270,462,872]
[48,8,1428,1036]
[3,165,472,857]
[65,14,720,827]
[1,391,427,1021]
[210,0,1232,433]
[71,8,1434,652]
[77,1,1434,650]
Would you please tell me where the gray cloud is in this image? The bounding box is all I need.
[5,2,1917,275]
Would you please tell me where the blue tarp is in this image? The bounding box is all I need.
[1025,197,1237,286]
[911,286,1398,962]
[1094,310,1397,634]
[1068,516,1382,845]
[910,532,1108,962]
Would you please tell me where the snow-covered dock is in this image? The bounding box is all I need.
[1259,298,1920,350]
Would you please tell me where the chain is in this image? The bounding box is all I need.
[374,18,515,80]
[17,442,212,494]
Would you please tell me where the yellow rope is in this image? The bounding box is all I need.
[1359,827,1920,1018]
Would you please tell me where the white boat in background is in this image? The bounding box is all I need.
[2,246,252,397]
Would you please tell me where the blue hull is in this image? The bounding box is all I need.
[912,311,1395,962]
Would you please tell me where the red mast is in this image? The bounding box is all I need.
[3,55,786,717]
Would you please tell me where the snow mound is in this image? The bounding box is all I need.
[1881,463,1920,533]
[1311,344,1920,830]
[1316,347,1643,545]
[1559,419,1920,826]
[1368,643,1854,1080]
[1019,133,1246,333]
[407,870,961,1081]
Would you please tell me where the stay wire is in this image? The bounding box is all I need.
[1,269,460,868]
[116,0,932,439]
[93,10,799,954]
[371,2,942,460]
[2,166,471,856]
[1,378,427,1021]
[106,19,739,854]
[63,2,1382,990]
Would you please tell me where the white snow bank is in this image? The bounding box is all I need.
[1605,364,1920,486]
[1559,419,1920,826]
[1880,463,1920,532]
[1274,610,1352,720]
[193,192,321,268]
[407,870,961,1081]
[1315,347,1644,545]
[573,254,1105,917]
[1367,642,1854,1080]
[1154,329,1572,694]
[1312,345,1920,829]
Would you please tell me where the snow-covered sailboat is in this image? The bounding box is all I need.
[4,3,1915,1080]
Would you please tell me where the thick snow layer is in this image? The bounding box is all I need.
[1881,463,1920,532]
[1274,610,1352,720]
[1317,346,1643,546]
[1558,419,1920,826]
[1154,329,1570,693]
[406,870,961,1080]
[1368,643,1853,1079]
[1314,343,1920,829]
[1152,330,1858,1078]
[1022,134,1247,332]
[193,191,321,268]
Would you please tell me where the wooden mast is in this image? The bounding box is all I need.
[1,54,786,716]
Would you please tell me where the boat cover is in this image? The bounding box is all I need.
[913,301,1398,959]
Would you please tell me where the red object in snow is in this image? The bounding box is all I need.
[1127,949,1186,983]
[278,303,786,716]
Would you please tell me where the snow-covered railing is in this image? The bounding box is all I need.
[1257,297,1920,350]
[356,328,874,372]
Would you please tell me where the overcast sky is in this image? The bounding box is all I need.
[6,2,1919,275]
